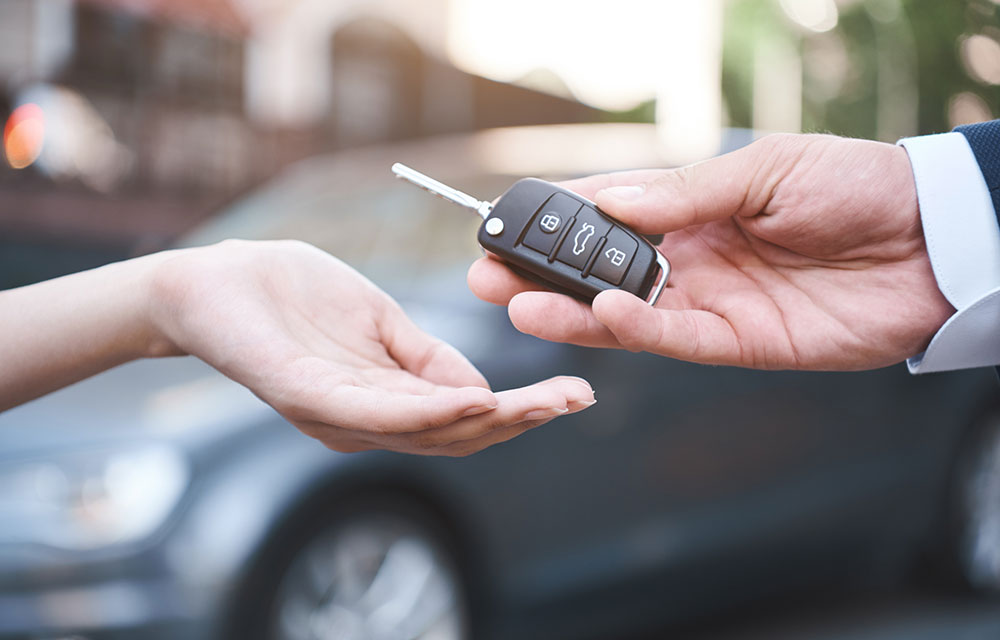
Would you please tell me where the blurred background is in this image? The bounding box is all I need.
[2,0,999,287]
[2,1,1000,639]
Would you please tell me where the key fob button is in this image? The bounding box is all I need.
[555,206,613,269]
[538,213,562,233]
[522,194,581,255]
[590,226,638,285]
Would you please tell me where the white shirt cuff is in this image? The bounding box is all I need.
[899,132,1000,373]
[907,286,1000,372]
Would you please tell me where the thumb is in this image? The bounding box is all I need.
[593,137,779,234]
[382,303,492,390]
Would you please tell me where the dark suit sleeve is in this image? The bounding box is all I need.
[956,119,1000,225]
[953,120,1000,377]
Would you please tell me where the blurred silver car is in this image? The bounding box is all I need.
[0,124,998,640]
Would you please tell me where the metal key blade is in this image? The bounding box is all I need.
[392,163,493,219]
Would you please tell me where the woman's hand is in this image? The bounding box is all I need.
[148,240,596,455]
[0,240,594,456]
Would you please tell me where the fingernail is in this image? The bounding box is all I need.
[462,404,497,417]
[557,376,595,394]
[568,399,597,412]
[600,184,645,201]
[524,407,569,421]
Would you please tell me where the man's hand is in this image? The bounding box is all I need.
[468,134,955,371]
[146,240,594,456]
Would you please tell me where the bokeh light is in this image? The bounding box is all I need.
[949,91,994,127]
[3,103,46,170]
[960,33,1000,85]
[779,0,840,33]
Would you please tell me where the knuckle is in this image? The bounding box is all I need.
[650,169,688,199]
[648,169,701,228]
[617,329,647,353]
[682,313,703,360]
[412,338,450,376]
[753,133,815,171]
[613,319,649,353]
[756,132,796,152]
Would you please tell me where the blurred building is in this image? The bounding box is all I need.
[3,0,997,289]
[0,0,601,286]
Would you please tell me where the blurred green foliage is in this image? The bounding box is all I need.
[723,0,1000,139]
[904,0,999,133]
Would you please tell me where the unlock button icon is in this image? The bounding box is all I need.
[539,213,561,233]
[605,247,627,267]
[590,227,638,285]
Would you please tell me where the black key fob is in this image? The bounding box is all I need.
[392,165,671,304]
[478,178,669,303]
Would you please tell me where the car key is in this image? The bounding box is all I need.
[391,163,671,305]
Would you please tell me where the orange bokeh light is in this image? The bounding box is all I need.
[4,103,46,169]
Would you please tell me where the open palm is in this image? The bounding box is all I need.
[150,240,594,455]
[468,134,954,370]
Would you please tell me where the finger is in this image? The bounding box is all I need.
[507,291,621,348]
[467,256,545,305]
[382,303,490,389]
[591,139,782,234]
[303,383,499,434]
[592,289,743,365]
[386,375,596,454]
[433,380,597,457]
[431,419,549,457]
[553,169,673,202]
[434,381,599,456]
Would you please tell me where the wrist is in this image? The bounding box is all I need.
[0,249,189,410]
[141,248,195,359]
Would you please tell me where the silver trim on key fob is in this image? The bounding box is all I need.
[647,252,671,306]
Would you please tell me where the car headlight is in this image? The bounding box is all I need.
[0,443,189,550]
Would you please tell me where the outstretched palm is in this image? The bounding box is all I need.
[151,240,595,455]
